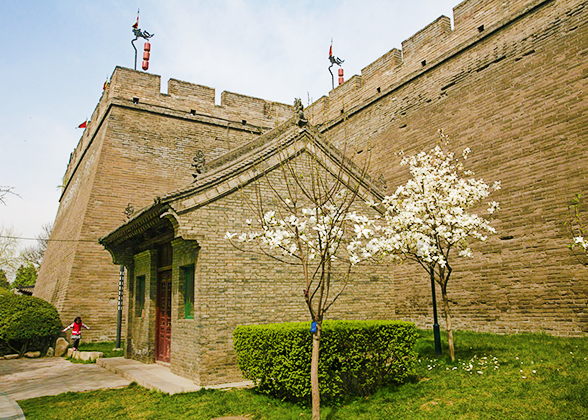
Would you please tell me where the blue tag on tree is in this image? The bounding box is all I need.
[311,321,317,332]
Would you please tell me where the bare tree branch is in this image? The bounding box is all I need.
[0,186,18,206]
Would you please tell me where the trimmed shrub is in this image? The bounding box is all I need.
[0,294,62,356]
[233,320,417,403]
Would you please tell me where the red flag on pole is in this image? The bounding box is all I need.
[77,121,88,129]
[132,9,139,29]
[329,44,332,58]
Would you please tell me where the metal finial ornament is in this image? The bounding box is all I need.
[328,39,344,90]
[192,150,206,179]
[131,9,154,71]
[124,203,135,220]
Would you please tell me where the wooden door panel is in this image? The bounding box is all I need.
[156,270,172,363]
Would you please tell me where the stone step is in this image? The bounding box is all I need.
[97,357,253,394]
[66,349,104,361]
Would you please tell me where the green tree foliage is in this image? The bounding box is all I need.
[0,294,62,356]
[12,263,37,288]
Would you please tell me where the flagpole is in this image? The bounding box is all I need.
[132,43,138,70]
[329,40,334,90]
[132,9,140,70]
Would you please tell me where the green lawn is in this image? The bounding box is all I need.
[20,330,588,419]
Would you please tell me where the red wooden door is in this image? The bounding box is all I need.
[155,269,172,363]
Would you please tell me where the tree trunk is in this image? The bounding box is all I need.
[441,290,455,361]
[18,341,28,358]
[311,322,321,420]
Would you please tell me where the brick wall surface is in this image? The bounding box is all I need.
[308,0,588,335]
[36,0,587,355]
[126,249,157,362]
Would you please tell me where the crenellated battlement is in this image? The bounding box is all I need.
[453,0,533,34]
[401,16,452,60]
[106,66,292,123]
[307,0,544,124]
[361,48,402,81]
[62,66,293,193]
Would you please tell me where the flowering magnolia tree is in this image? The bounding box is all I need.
[225,132,502,414]
[225,151,380,420]
[567,194,588,265]
[366,136,501,361]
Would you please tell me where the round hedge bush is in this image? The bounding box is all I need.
[0,293,62,356]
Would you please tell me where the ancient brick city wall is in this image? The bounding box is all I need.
[34,67,292,340]
[36,0,588,342]
[307,0,588,335]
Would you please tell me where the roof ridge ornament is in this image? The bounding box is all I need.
[123,203,135,220]
[294,98,308,128]
[192,150,207,180]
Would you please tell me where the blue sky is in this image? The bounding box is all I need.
[0,0,459,251]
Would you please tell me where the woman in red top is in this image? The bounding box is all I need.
[62,317,90,351]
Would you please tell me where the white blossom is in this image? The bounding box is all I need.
[225,193,383,268]
[459,248,473,258]
[354,224,373,239]
[378,145,500,267]
[488,201,500,214]
[263,211,276,224]
[349,254,361,265]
